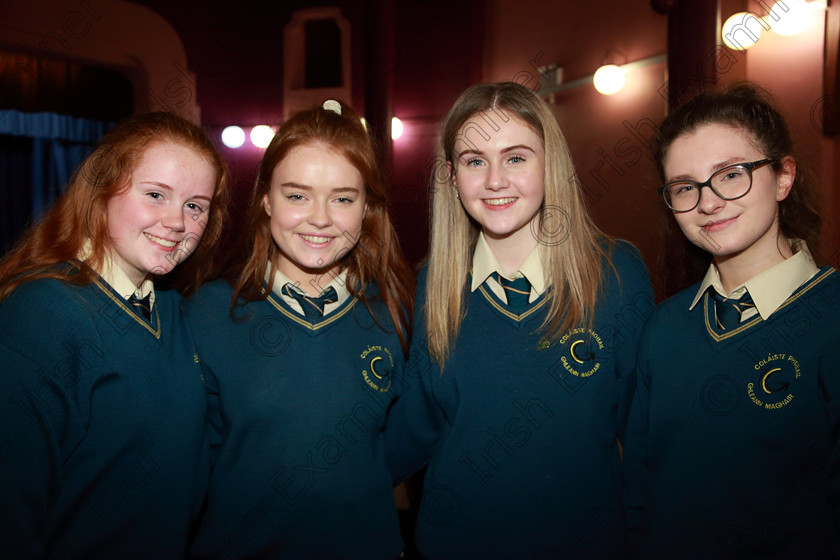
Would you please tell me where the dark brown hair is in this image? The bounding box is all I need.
[652,83,822,295]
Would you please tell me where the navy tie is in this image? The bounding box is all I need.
[496,273,531,312]
[128,292,152,323]
[711,290,755,330]
[283,284,338,321]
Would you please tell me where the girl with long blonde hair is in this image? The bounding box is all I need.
[387,82,654,559]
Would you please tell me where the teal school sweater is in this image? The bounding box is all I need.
[624,267,840,559]
[387,241,654,560]
[0,274,210,559]
[186,279,405,560]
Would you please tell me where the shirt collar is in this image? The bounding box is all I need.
[78,241,155,303]
[689,241,818,320]
[266,261,351,312]
[470,232,546,299]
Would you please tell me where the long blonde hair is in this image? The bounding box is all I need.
[426,81,613,365]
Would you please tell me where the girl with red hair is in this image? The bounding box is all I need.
[186,100,414,559]
[0,111,230,559]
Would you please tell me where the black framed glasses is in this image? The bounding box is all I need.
[658,158,776,212]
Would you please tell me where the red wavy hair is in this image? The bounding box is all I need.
[0,111,230,300]
[230,100,414,355]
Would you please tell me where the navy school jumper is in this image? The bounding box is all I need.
[624,267,840,559]
[387,241,654,559]
[186,279,405,560]
[0,273,210,559]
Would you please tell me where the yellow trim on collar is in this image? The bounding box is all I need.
[92,277,161,339]
[477,284,546,323]
[704,268,836,342]
[266,293,357,331]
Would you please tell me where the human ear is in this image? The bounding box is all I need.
[776,156,795,202]
[447,161,461,201]
[262,192,271,217]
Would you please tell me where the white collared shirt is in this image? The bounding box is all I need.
[470,232,546,304]
[689,241,818,322]
[78,241,155,305]
[266,261,350,316]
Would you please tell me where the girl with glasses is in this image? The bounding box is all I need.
[386,81,654,559]
[624,84,840,558]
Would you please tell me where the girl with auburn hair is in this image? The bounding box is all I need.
[624,84,840,558]
[186,99,414,559]
[0,111,230,558]
[386,81,654,559]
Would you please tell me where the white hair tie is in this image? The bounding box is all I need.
[322,100,341,115]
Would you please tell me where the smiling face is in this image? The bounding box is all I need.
[262,142,367,294]
[105,141,216,286]
[664,122,794,270]
[452,113,545,255]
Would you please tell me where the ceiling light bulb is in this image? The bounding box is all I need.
[593,65,625,95]
[221,126,245,149]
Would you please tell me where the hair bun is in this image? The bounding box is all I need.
[322,100,342,115]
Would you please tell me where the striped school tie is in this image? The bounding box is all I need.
[711,290,755,330]
[283,284,338,321]
[128,292,152,323]
[495,273,531,313]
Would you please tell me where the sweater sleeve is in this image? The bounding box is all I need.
[0,342,57,559]
[201,359,224,471]
[0,286,93,559]
[622,310,657,555]
[610,241,655,443]
[385,269,448,484]
[819,342,840,553]
[185,287,225,471]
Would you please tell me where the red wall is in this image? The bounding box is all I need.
[6,0,836,283]
[483,0,669,296]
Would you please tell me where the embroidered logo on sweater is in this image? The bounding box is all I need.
[361,345,393,392]
[558,327,604,377]
[746,353,800,410]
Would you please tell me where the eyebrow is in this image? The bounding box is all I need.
[280,182,360,194]
[142,181,212,202]
[456,144,536,160]
[667,156,746,182]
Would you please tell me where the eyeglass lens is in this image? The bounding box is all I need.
[666,165,752,211]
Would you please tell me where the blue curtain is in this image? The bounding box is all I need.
[0,110,112,254]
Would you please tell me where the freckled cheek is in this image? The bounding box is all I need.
[186,216,208,238]
[132,205,160,226]
[336,205,365,227]
[105,204,128,234]
[269,208,310,233]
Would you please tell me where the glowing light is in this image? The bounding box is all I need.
[593,65,625,95]
[391,117,403,140]
[250,125,274,149]
[768,0,809,36]
[221,126,245,149]
[722,12,764,50]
